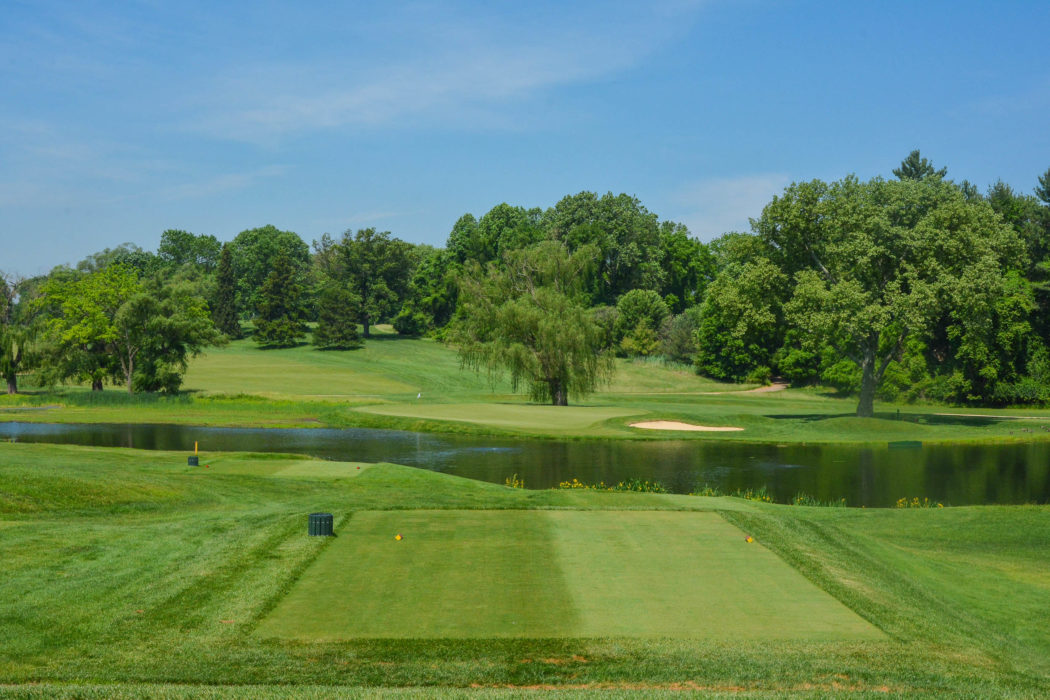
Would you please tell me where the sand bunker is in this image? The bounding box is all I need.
[631,421,744,432]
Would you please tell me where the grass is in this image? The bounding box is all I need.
[7,326,1050,444]
[1,442,1049,695]
[260,510,877,641]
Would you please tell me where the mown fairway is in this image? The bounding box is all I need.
[8,330,1050,444]
[260,510,878,640]
[2,442,1049,697]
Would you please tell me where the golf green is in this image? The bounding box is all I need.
[257,510,882,640]
[355,402,645,432]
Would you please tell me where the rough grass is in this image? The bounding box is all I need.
[1,442,1048,696]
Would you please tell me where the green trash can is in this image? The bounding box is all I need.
[308,512,334,536]
[188,456,199,466]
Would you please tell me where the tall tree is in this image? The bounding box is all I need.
[892,150,947,181]
[157,229,221,270]
[1035,167,1050,205]
[229,225,310,315]
[0,274,35,394]
[658,221,715,312]
[313,284,362,349]
[40,266,140,391]
[40,265,218,393]
[544,192,664,305]
[253,250,308,348]
[694,258,787,382]
[212,244,241,338]
[452,241,613,405]
[757,175,1023,416]
[130,280,222,393]
[326,228,413,338]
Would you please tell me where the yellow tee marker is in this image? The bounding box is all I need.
[744,535,754,543]
[394,534,403,541]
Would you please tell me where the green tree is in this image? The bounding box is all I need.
[40,266,218,393]
[892,149,947,181]
[0,274,36,394]
[157,229,221,270]
[759,175,1023,416]
[253,251,308,348]
[130,280,222,393]
[658,221,715,312]
[313,284,362,349]
[694,258,787,382]
[397,247,458,334]
[1035,167,1050,205]
[614,289,669,356]
[229,225,310,315]
[544,192,664,305]
[76,244,160,277]
[40,265,141,392]
[212,244,241,338]
[320,228,413,338]
[445,213,482,265]
[452,241,614,405]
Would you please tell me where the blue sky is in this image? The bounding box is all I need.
[3,0,1049,276]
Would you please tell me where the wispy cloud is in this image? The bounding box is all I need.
[669,173,791,240]
[186,2,706,142]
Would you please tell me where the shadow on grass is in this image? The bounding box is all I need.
[766,412,1013,428]
[766,413,855,422]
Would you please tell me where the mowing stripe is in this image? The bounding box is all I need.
[546,510,883,640]
[255,510,578,639]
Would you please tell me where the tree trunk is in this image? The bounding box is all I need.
[362,314,371,339]
[549,378,568,406]
[92,378,104,391]
[126,356,134,395]
[5,374,15,395]
[857,349,877,418]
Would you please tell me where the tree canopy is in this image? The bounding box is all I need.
[452,241,613,405]
[756,175,1022,416]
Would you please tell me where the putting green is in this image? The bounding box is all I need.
[258,510,882,640]
[356,402,645,431]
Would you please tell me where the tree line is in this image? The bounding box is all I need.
[2,151,1049,413]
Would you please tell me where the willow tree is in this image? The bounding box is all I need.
[452,241,613,405]
[757,175,1022,417]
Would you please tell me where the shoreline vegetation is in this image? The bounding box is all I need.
[5,332,1050,445]
[0,442,1048,696]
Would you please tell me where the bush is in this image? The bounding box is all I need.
[393,305,429,336]
[745,365,772,385]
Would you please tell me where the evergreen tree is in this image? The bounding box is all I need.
[1036,167,1050,205]
[253,250,308,348]
[893,149,947,181]
[213,244,241,338]
[313,284,362,349]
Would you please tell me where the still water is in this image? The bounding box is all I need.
[1,421,1048,507]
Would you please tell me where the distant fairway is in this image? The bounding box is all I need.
[258,510,881,640]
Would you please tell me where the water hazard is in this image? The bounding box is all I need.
[1,421,1048,507]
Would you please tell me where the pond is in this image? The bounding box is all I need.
[1,421,1048,507]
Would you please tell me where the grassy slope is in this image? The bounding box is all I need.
[1,442,1048,696]
[7,329,1050,443]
